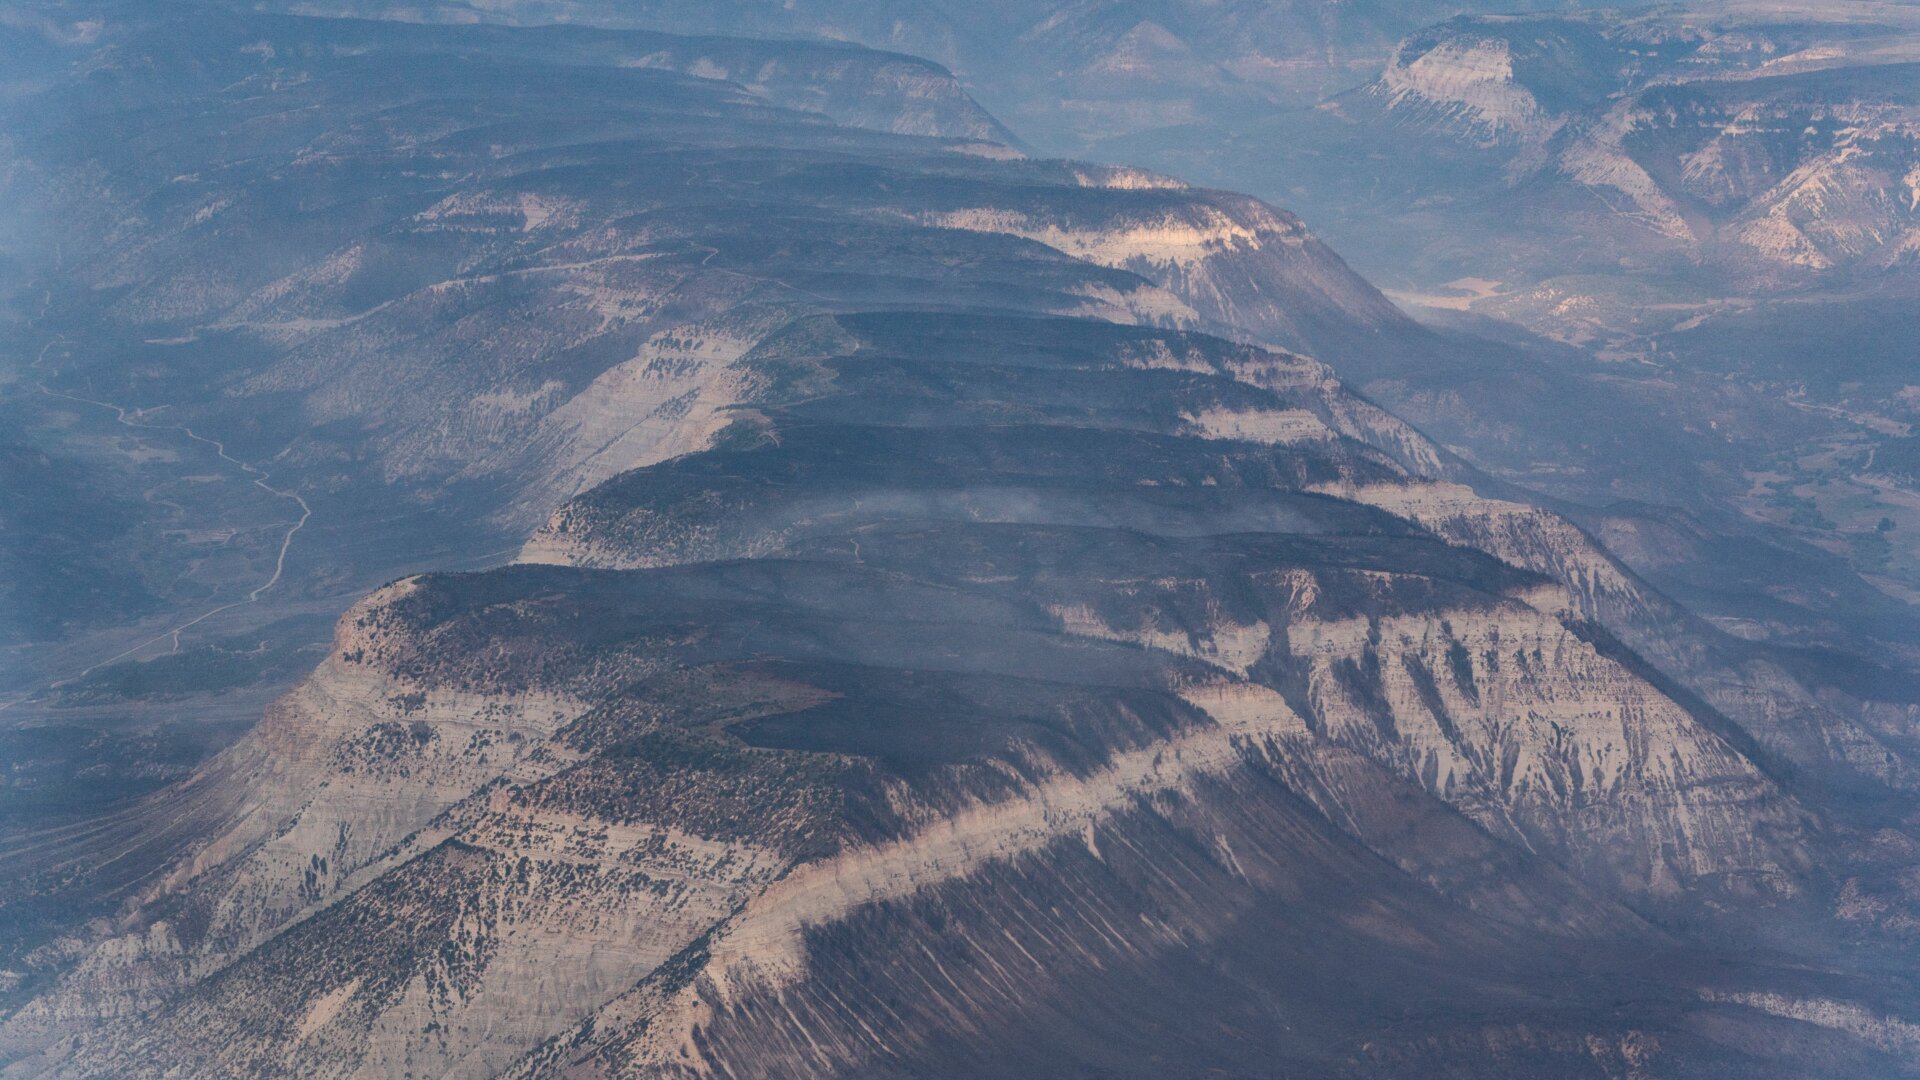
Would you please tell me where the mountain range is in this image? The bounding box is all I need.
[2,3,1919,1078]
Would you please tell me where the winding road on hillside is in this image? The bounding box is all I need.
[2,334,314,709]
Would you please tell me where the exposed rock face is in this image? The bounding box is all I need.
[8,310,1878,1079]
[4,5,1406,547]
[256,0,1611,129]
[1374,29,1563,146]
[1354,10,1920,280]
[0,580,593,1042]
[6,7,1920,1080]
[897,187,1417,360]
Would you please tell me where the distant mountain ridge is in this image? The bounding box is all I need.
[1347,9,1920,281]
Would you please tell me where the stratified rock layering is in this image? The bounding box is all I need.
[1357,10,1920,280]
[9,312,1876,1080]
[4,7,1920,1080]
[3,4,1419,554]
